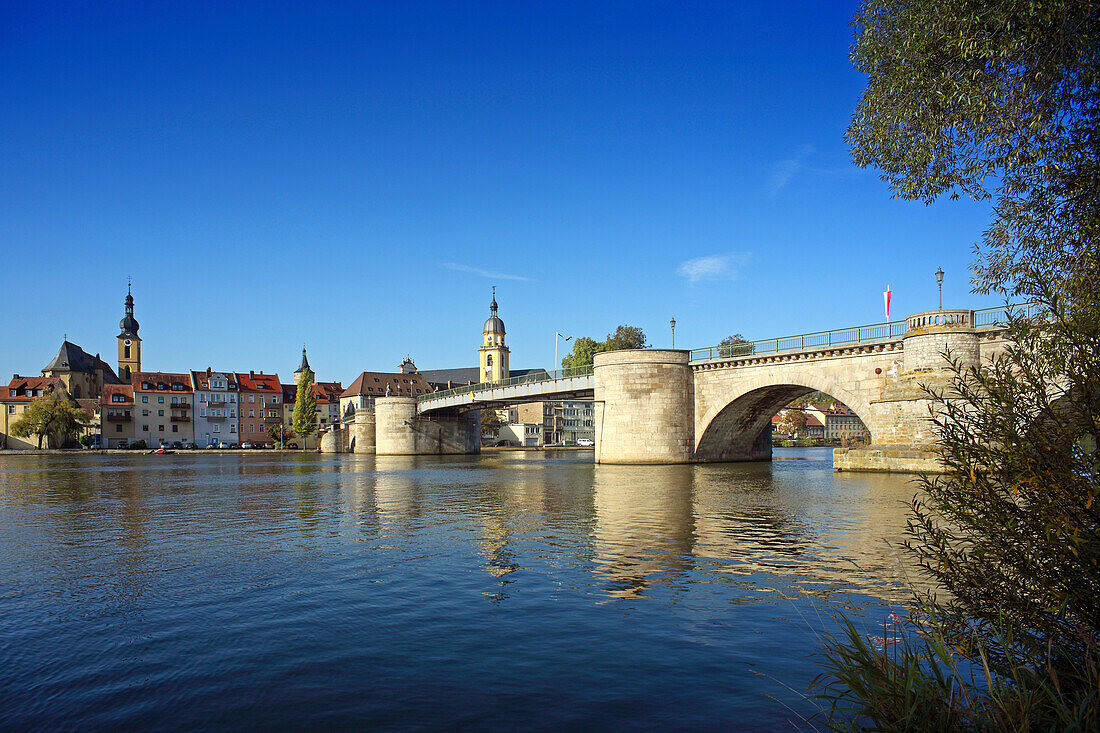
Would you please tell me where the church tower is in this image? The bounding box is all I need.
[117,282,141,381]
[479,288,510,383]
[295,345,313,382]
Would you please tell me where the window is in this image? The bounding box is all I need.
[142,410,149,417]
[158,396,164,404]
[158,410,164,416]
[230,425,236,433]
[115,424,122,433]
[143,425,149,432]
[249,410,254,418]
[200,409,206,417]
[142,382,150,390]
[142,396,148,403]
[172,425,178,433]
[8,406,14,414]
[171,397,177,405]
[214,424,220,433]
[249,395,255,403]
[158,425,164,432]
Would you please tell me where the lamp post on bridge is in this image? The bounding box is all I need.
[555,333,572,372]
[670,318,676,349]
[935,267,944,310]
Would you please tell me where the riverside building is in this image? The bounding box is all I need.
[236,371,281,446]
[131,372,194,447]
[192,369,239,447]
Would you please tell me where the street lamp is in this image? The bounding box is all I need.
[555,332,572,372]
[670,318,676,349]
[935,267,944,310]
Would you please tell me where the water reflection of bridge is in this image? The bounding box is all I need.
[0,454,927,605]
[324,455,927,601]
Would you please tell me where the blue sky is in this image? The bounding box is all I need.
[0,1,1001,384]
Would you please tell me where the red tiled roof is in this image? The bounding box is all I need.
[281,381,344,405]
[341,371,433,398]
[132,372,193,392]
[4,376,64,401]
[100,384,135,405]
[236,372,281,393]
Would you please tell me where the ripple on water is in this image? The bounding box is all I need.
[0,450,920,730]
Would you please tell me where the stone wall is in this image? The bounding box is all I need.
[375,397,479,455]
[593,349,694,464]
[834,446,942,473]
[352,412,375,454]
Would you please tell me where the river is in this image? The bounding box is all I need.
[0,447,926,730]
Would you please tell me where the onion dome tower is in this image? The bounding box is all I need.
[117,281,141,381]
[478,287,509,383]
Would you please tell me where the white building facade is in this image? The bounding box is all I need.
[191,370,239,447]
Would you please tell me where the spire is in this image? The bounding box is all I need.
[118,280,139,337]
[490,285,498,314]
[296,345,311,376]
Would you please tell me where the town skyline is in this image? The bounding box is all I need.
[3,2,1006,382]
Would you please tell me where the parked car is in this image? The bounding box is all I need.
[241,442,253,449]
[287,442,298,449]
[169,441,184,450]
[577,438,595,447]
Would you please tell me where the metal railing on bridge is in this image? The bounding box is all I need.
[416,365,594,405]
[688,303,1035,363]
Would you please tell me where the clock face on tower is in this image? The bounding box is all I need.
[124,339,132,346]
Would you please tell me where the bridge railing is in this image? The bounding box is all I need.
[688,304,1033,362]
[416,364,594,405]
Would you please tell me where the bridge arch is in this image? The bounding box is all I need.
[694,372,876,462]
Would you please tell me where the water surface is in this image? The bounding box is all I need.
[0,448,924,730]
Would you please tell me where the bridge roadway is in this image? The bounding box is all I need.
[415,305,1012,415]
[416,367,594,413]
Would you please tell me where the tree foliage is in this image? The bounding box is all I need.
[776,409,808,438]
[292,370,317,447]
[267,421,293,449]
[817,0,1100,727]
[9,390,92,449]
[560,326,649,369]
[718,333,750,358]
[847,0,1099,298]
[561,336,602,370]
[603,325,648,351]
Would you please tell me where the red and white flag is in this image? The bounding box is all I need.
[884,286,892,321]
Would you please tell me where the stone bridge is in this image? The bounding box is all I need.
[326,306,1019,471]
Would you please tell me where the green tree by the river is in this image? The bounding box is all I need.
[10,390,92,449]
[560,326,648,369]
[292,370,317,452]
[814,0,1100,728]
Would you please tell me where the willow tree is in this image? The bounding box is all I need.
[292,371,317,452]
[815,0,1100,728]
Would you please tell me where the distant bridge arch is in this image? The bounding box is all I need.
[694,377,876,462]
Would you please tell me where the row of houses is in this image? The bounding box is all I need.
[772,403,868,441]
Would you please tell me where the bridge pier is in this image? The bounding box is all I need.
[376,396,479,456]
[593,349,695,464]
[835,309,981,472]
